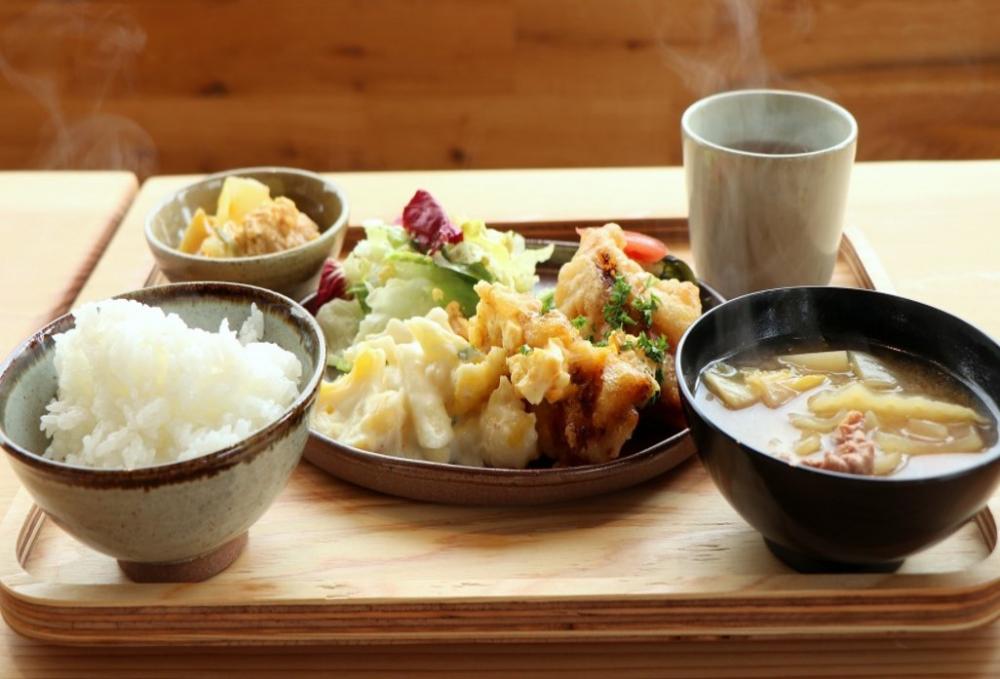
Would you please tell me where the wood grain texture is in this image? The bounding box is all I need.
[845,162,1000,339]
[1,1,999,177]
[0,171,137,356]
[4,216,999,645]
[3,631,1000,679]
[3,455,999,645]
[0,171,136,510]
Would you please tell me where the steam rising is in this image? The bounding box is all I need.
[653,0,831,98]
[662,2,856,299]
[0,2,157,175]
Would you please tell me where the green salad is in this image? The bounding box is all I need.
[309,191,553,366]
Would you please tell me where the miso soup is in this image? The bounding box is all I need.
[694,343,999,479]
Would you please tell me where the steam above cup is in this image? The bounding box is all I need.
[682,90,857,299]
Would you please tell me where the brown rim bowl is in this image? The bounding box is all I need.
[0,282,326,581]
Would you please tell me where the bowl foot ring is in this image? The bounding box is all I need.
[117,532,248,583]
[764,538,903,574]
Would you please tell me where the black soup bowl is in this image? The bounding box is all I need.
[675,286,1000,572]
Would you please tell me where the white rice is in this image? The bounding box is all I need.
[40,299,302,470]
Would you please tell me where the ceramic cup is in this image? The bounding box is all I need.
[682,89,857,299]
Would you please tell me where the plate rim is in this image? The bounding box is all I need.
[305,425,693,487]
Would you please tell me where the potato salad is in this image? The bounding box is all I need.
[312,308,539,468]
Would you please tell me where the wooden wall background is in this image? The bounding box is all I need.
[0,0,998,177]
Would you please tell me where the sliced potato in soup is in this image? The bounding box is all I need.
[779,350,850,372]
[695,344,996,478]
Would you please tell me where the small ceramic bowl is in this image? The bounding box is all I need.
[145,167,350,299]
[0,282,325,582]
[676,286,1000,572]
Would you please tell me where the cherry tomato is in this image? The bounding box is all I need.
[622,230,669,263]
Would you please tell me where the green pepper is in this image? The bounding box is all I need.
[646,254,697,284]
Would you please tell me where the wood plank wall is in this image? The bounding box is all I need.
[1,0,998,177]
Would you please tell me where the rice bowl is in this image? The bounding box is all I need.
[0,282,325,580]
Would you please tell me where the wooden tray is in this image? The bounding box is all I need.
[2,219,998,646]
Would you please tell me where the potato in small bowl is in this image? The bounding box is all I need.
[146,167,350,298]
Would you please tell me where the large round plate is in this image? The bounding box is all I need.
[301,239,723,505]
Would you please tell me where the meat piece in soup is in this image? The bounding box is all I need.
[694,347,998,478]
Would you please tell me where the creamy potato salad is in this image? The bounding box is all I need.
[312,308,539,468]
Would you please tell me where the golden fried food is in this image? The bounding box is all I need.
[534,344,659,466]
[469,281,659,465]
[468,278,541,352]
[552,223,701,414]
[554,223,701,348]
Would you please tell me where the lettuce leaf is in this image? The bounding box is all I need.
[315,297,365,360]
[355,277,438,340]
[444,220,553,293]
[315,205,552,359]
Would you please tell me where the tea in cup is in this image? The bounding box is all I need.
[682,89,857,299]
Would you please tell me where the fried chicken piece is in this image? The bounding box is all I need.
[552,223,700,415]
[468,281,658,465]
[656,360,686,429]
[802,410,876,475]
[554,223,701,349]
[535,344,658,466]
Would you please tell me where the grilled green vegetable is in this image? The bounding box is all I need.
[645,254,697,284]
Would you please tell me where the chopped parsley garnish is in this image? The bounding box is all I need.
[636,331,669,364]
[603,275,636,330]
[615,331,668,370]
[592,338,609,347]
[603,274,660,330]
[540,291,555,313]
[571,315,588,330]
[519,344,532,355]
[632,291,660,327]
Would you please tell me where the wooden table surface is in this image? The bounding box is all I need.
[1,162,999,677]
[0,172,137,506]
